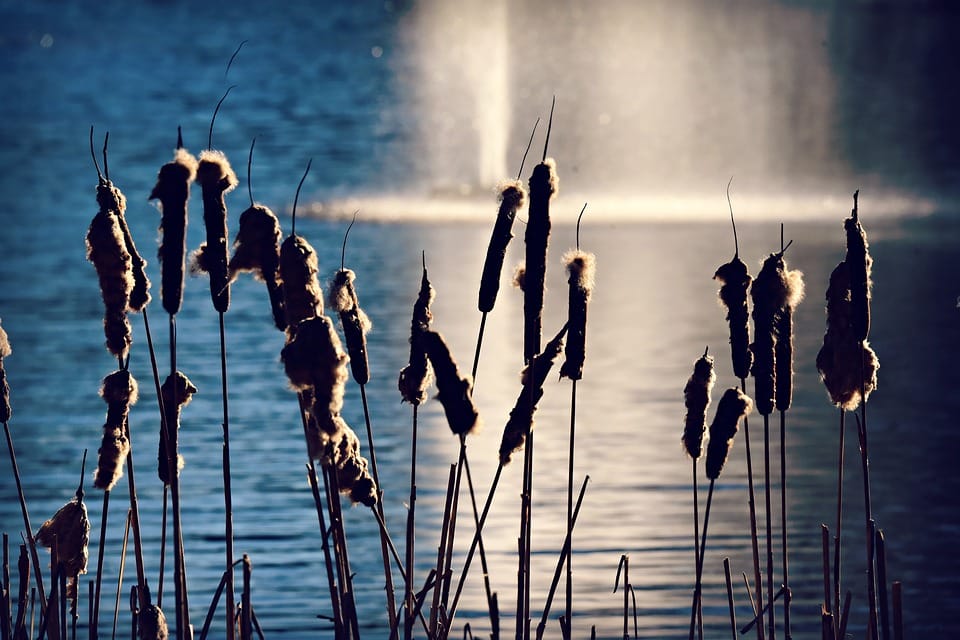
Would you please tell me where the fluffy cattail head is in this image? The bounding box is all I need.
[150,147,198,316]
[559,250,596,380]
[0,321,11,423]
[329,269,372,385]
[398,265,435,405]
[750,252,791,416]
[96,181,126,216]
[329,424,378,507]
[281,316,349,416]
[193,150,237,313]
[101,369,139,408]
[422,330,481,436]
[36,487,90,600]
[529,158,559,200]
[93,427,130,491]
[158,371,197,485]
[195,149,238,193]
[774,264,805,411]
[229,204,282,282]
[714,256,753,380]
[280,234,324,331]
[705,387,753,480]
[86,206,134,359]
[478,180,527,313]
[512,263,526,292]
[138,604,169,640]
[682,350,716,459]
[499,325,566,464]
[844,196,873,342]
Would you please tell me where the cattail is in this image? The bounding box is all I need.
[0,320,11,422]
[559,249,595,380]
[281,315,349,416]
[774,263,805,412]
[149,144,198,316]
[816,262,879,410]
[36,485,89,601]
[158,371,197,485]
[499,325,566,464]
[844,191,872,342]
[750,253,791,416]
[523,158,558,363]
[329,425,378,507]
[87,184,134,360]
[329,269,372,385]
[682,350,716,459]
[229,204,285,330]
[422,330,480,436]
[512,263,526,292]
[103,177,152,313]
[138,604,169,640]
[306,408,347,462]
[279,234,324,331]
[398,263,435,405]
[705,387,753,480]
[715,256,753,380]
[192,149,237,313]
[479,180,527,313]
[93,370,139,491]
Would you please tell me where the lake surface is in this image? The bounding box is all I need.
[1,2,958,638]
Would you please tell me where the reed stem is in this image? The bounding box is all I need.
[739,378,766,640]
[724,558,737,640]
[404,405,419,640]
[692,461,702,640]
[305,462,343,638]
[834,408,844,640]
[688,479,715,640]
[763,413,776,640]
[780,410,792,639]
[564,380,577,637]
[92,490,111,639]
[111,509,131,640]
[213,310,236,640]
[461,453,498,638]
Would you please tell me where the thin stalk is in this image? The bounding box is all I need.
[359,384,398,636]
[833,408,844,640]
[111,510,131,640]
[857,396,879,640]
[2,533,9,640]
[305,462,343,639]
[740,378,765,640]
[838,590,852,640]
[534,476,589,640]
[692,460,702,640]
[891,582,902,640]
[740,587,788,635]
[404,405,419,640]
[92,490,110,639]
[821,524,831,619]
[877,529,890,640]
[516,429,534,640]
[440,444,465,619]
[564,380,576,637]
[218,311,236,640]
[780,410,792,639]
[724,558,737,640]
[472,313,487,383]
[2,420,46,613]
[121,420,148,612]
[689,479,716,640]
[763,413,775,640]
[240,556,251,640]
[324,464,360,640]
[429,465,457,636]
[157,488,167,608]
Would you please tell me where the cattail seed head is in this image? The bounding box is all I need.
[844,199,873,342]
[422,330,481,436]
[86,204,134,360]
[682,350,716,460]
[512,263,526,292]
[523,159,558,363]
[500,325,566,464]
[714,256,753,380]
[138,604,169,640]
[705,387,753,480]
[750,253,791,416]
[94,370,139,491]
[816,262,879,410]
[36,490,90,600]
[398,265,435,406]
[280,234,324,331]
[329,269,372,385]
[281,315,349,416]
[229,204,286,330]
[150,147,198,316]
[774,264,804,412]
[478,180,527,313]
[559,250,595,381]
[158,371,197,485]
[98,178,152,313]
[329,424,378,507]
[193,150,237,313]
[0,321,11,422]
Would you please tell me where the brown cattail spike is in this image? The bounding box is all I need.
[398,261,435,405]
[715,256,752,380]
[844,190,872,342]
[329,268,372,385]
[705,387,753,480]
[93,370,139,491]
[328,424,378,507]
[422,330,481,436]
[138,604,169,640]
[750,252,791,416]
[682,349,716,459]
[150,144,198,316]
[192,149,237,313]
[816,262,879,410]
[559,248,595,381]
[499,324,567,464]
[523,157,558,363]
[36,456,90,602]
[158,371,198,485]
[774,254,804,412]
[478,180,527,313]
[0,320,11,423]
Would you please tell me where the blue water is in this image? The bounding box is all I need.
[1,1,959,638]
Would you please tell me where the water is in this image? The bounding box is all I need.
[1,1,959,637]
